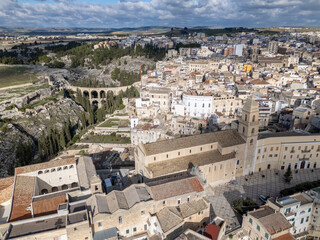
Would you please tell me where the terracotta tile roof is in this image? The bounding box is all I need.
[9,176,35,222]
[149,177,203,201]
[15,157,76,175]
[204,224,220,240]
[142,130,245,156]
[250,79,269,85]
[0,177,14,191]
[259,212,292,235]
[0,177,14,204]
[147,150,235,178]
[32,194,67,217]
[273,233,295,240]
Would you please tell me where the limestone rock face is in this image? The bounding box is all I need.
[0,97,85,177]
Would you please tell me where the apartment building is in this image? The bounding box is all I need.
[267,193,314,239]
[243,206,294,240]
[182,92,212,119]
[130,123,165,146]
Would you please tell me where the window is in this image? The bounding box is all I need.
[237,160,239,165]
[301,218,304,224]
[126,229,129,234]
[74,228,77,231]
[189,149,192,153]
[187,197,190,202]
[98,222,102,227]
[271,147,273,151]
[141,211,145,216]
[178,152,180,156]
[306,216,309,222]
[269,154,273,157]
[119,216,122,224]
[144,224,147,231]
[133,227,137,232]
[308,208,311,212]
[265,233,269,239]
[211,145,213,149]
[200,147,202,151]
[249,218,253,224]
[250,139,253,145]
[257,225,260,231]
[285,147,288,151]
[177,199,181,204]
[162,200,166,205]
[258,149,261,154]
[154,157,156,161]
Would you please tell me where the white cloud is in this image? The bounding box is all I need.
[0,0,317,28]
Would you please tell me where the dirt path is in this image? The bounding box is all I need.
[0,83,33,91]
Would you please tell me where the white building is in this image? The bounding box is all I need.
[267,193,314,240]
[182,93,212,119]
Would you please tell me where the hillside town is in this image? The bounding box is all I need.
[1,28,320,240]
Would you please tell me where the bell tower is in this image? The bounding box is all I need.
[238,95,259,175]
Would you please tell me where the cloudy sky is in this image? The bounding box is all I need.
[0,0,318,28]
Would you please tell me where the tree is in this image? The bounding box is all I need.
[284,166,293,183]
[59,132,66,149]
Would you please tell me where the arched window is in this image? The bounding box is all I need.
[57,167,62,171]
[71,182,78,188]
[69,165,74,169]
[52,187,58,192]
[252,115,256,122]
[41,189,48,195]
[62,184,68,190]
[44,170,49,173]
[38,171,43,175]
[250,139,254,145]
[63,166,68,170]
[251,128,255,135]
[51,168,56,172]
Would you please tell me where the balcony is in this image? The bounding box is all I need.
[301,149,311,153]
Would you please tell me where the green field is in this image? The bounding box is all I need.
[81,135,131,144]
[0,66,37,88]
[99,118,119,127]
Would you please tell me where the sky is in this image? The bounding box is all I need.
[0,0,318,28]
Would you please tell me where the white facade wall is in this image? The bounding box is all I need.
[182,94,212,119]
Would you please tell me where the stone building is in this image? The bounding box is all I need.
[242,206,294,240]
[135,97,320,184]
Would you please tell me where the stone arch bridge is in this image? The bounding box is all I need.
[66,85,131,108]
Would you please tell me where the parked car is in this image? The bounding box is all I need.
[259,195,269,203]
